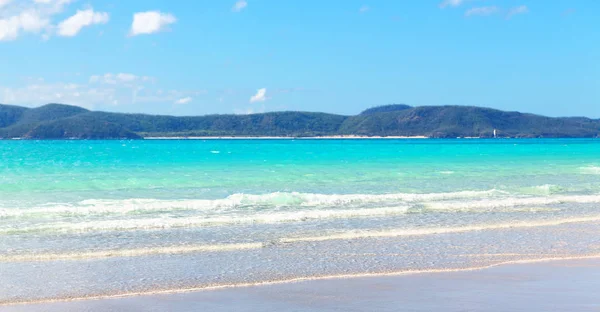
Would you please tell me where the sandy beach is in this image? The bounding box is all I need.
[4,258,600,312]
[143,135,430,140]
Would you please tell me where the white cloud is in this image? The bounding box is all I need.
[0,0,90,41]
[57,9,109,37]
[33,0,75,6]
[115,73,137,82]
[89,73,154,85]
[465,6,499,17]
[232,0,247,12]
[2,74,199,109]
[249,88,267,103]
[18,11,49,32]
[130,11,176,36]
[439,0,466,9]
[1,82,117,109]
[0,17,21,41]
[507,5,528,18]
[136,90,202,105]
[0,0,12,9]
[0,11,50,41]
[359,5,370,13]
[175,97,192,104]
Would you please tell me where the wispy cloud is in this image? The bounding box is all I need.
[249,88,268,103]
[129,11,176,36]
[465,6,499,17]
[175,97,192,104]
[439,0,467,9]
[234,103,266,115]
[57,9,109,37]
[0,0,12,9]
[89,73,154,85]
[1,82,118,108]
[359,5,370,13]
[0,72,201,109]
[232,0,247,12]
[0,0,89,41]
[507,5,528,18]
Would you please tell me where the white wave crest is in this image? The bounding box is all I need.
[0,243,262,262]
[581,166,600,175]
[519,184,563,195]
[424,194,600,211]
[281,215,600,243]
[0,206,412,234]
[0,190,500,218]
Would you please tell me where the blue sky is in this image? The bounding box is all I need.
[0,0,598,117]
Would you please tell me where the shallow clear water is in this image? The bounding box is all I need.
[2,139,600,303]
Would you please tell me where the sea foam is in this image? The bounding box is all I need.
[0,206,413,234]
[0,190,501,218]
[280,215,600,243]
[0,242,262,262]
[581,166,600,175]
[424,194,600,211]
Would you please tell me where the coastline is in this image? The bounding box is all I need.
[143,135,430,140]
[4,140,600,311]
[3,254,600,308]
[4,256,600,311]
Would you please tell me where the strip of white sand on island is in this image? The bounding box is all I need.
[144,135,429,139]
[4,258,600,312]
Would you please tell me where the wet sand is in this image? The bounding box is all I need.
[4,258,600,312]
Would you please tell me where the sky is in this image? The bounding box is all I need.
[0,0,598,117]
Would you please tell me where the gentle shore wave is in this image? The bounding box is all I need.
[3,215,600,262]
[280,215,600,242]
[3,254,600,307]
[0,243,262,263]
[0,190,502,218]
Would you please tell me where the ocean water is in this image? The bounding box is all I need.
[2,139,600,303]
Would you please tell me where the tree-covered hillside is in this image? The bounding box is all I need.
[340,106,600,138]
[0,103,598,139]
[360,104,412,115]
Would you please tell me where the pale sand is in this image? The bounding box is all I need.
[4,258,600,312]
[144,135,429,140]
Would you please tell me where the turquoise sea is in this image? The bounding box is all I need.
[2,139,600,303]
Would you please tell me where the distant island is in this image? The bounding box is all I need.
[0,103,599,139]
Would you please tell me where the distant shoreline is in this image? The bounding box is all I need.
[144,135,430,140]
[4,136,600,140]
[2,104,599,139]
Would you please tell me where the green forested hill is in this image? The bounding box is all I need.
[0,104,28,128]
[82,111,347,137]
[0,103,598,139]
[359,104,412,115]
[340,106,600,138]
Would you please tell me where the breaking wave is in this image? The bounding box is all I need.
[0,190,502,218]
[0,243,262,262]
[424,194,600,211]
[281,215,600,243]
[581,166,600,175]
[0,206,412,234]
